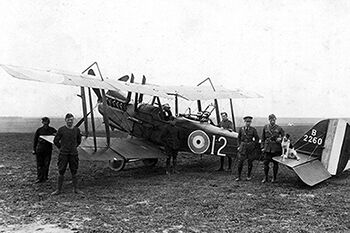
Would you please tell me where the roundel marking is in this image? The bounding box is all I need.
[188,130,210,154]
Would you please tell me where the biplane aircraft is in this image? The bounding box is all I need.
[0,63,261,172]
[1,63,350,186]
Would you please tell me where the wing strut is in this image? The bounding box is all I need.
[229,98,236,131]
[134,92,139,112]
[92,62,111,147]
[88,87,98,151]
[175,94,179,116]
[197,100,202,112]
[101,89,111,146]
[138,75,146,103]
[125,74,134,104]
[214,99,221,125]
[79,87,89,137]
[80,62,111,149]
[197,77,221,125]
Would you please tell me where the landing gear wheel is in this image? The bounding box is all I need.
[142,158,158,167]
[108,158,126,171]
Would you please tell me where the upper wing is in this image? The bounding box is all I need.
[1,64,113,89]
[1,64,261,100]
[0,64,170,98]
[105,82,262,101]
[160,85,262,100]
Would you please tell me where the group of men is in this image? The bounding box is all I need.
[33,110,284,196]
[218,112,284,183]
[33,113,82,195]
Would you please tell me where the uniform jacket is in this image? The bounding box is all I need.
[33,126,57,153]
[238,126,259,155]
[54,126,82,155]
[219,119,233,130]
[261,124,284,153]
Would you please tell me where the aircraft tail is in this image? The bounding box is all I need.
[294,119,350,175]
[274,119,350,186]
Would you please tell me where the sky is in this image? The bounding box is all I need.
[1,0,350,118]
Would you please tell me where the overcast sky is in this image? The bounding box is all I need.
[1,0,350,118]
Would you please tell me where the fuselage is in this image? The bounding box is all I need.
[98,97,239,156]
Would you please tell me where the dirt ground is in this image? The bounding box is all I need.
[1,126,350,232]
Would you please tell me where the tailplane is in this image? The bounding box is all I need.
[274,119,350,186]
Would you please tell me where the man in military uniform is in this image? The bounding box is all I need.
[32,117,57,183]
[160,119,180,174]
[52,113,82,195]
[218,112,233,171]
[261,114,284,183]
[236,116,259,181]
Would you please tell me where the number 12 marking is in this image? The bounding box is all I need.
[211,135,227,156]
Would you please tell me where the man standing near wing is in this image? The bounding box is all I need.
[33,117,57,183]
[52,113,82,195]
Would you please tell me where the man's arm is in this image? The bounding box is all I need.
[261,126,266,142]
[277,126,285,143]
[253,128,260,142]
[76,128,82,146]
[228,121,233,130]
[33,129,39,153]
[237,127,242,145]
[52,127,57,135]
[218,121,223,128]
[53,128,62,149]
[280,127,285,137]
[261,126,266,150]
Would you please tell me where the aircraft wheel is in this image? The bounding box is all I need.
[142,158,158,167]
[108,158,126,171]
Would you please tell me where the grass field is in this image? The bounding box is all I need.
[1,125,350,232]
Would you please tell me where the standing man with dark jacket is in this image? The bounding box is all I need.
[236,116,259,181]
[160,119,180,174]
[33,117,57,183]
[217,112,233,171]
[52,113,82,195]
[261,114,284,183]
